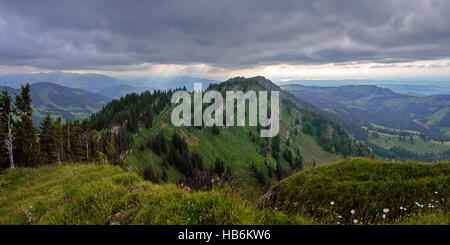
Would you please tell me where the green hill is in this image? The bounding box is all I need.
[257,158,449,224]
[91,76,371,199]
[282,84,450,161]
[4,82,111,125]
[282,84,450,140]
[0,71,126,92]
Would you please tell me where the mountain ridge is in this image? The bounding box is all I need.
[282,83,450,161]
[0,72,220,99]
[3,82,111,125]
[279,79,450,96]
[90,76,371,197]
[0,71,125,92]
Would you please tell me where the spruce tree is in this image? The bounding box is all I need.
[40,114,57,164]
[106,133,118,165]
[63,119,73,162]
[295,154,303,170]
[275,160,284,180]
[71,120,84,161]
[81,118,90,161]
[14,83,39,167]
[162,159,169,183]
[53,117,64,164]
[0,89,14,170]
[271,135,280,160]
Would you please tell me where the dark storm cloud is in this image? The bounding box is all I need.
[0,0,449,70]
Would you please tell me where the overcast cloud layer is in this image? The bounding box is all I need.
[0,0,450,72]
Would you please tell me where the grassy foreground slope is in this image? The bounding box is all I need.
[1,159,448,225]
[258,158,450,225]
[0,164,308,225]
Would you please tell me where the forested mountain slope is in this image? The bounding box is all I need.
[90,76,371,197]
[282,84,450,162]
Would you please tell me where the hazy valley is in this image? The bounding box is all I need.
[282,84,450,162]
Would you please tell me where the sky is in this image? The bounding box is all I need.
[0,0,450,82]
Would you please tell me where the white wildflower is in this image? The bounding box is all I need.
[383,208,389,213]
[382,214,386,219]
[351,209,356,214]
[330,201,335,206]
[353,219,358,224]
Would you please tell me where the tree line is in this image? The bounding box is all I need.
[0,83,131,171]
[144,131,231,190]
[90,89,173,134]
[301,112,372,157]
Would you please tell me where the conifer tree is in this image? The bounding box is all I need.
[106,133,118,165]
[144,164,159,183]
[53,117,64,164]
[162,159,168,183]
[275,160,284,180]
[14,83,39,167]
[71,120,84,161]
[271,135,280,160]
[295,154,303,170]
[0,89,14,170]
[40,114,57,164]
[63,120,72,162]
[81,118,90,161]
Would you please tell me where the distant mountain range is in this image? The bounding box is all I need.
[0,72,220,125]
[279,79,450,97]
[116,75,219,91]
[283,84,450,139]
[3,82,110,125]
[0,71,125,92]
[97,84,154,99]
[282,84,450,161]
[0,72,218,99]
